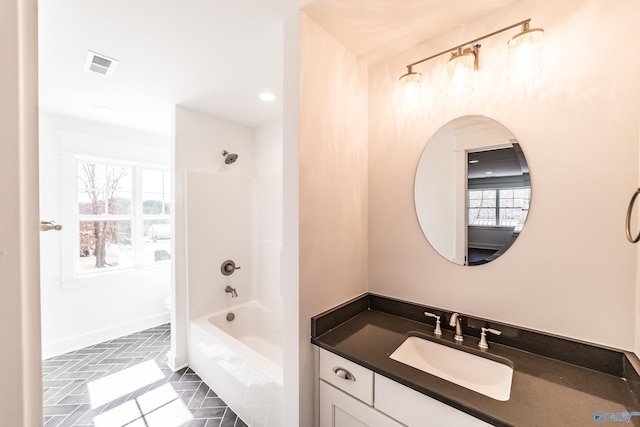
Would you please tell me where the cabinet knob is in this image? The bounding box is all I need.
[332,366,355,381]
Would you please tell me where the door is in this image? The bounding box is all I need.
[0,0,42,424]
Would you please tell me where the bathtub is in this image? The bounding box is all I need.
[189,301,283,427]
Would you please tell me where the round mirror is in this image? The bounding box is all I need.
[414,115,531,266]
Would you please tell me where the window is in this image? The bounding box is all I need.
[468,187,530,231]
[77,159,171,273]
[141,169,171,264]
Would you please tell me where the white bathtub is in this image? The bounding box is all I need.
[189,301,283,427]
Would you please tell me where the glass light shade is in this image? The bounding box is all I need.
[446,51,475,96]
[508,27,544,83]
[508,27,544,49]
[399,71,424,109]
[399,70,422,85]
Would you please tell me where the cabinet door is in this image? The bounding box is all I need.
[320,381,402,427]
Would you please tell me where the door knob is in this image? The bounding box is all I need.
[40,221,62,232]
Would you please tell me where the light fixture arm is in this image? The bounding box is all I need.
[405,18,531,70]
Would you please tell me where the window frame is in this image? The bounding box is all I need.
[467,186,530,231]
[73,156,171,276]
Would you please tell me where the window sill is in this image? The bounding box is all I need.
[60,263,170,290]
[468,225,518,231]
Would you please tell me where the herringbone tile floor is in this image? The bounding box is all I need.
[42,323,248,427]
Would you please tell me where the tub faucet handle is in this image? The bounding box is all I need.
[221,260,241,276]
[424,312,442,336]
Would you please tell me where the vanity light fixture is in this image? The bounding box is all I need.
[508,21,544,49]
[446,44,480,96]
[399,18,543,92]
[507,21,545,83]
[398,64,424,107]
[398,65,423,85]
[448,45,480,75]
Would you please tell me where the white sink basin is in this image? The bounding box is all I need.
[389,336,513,401]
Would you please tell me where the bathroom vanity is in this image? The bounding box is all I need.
[311,294,640,427]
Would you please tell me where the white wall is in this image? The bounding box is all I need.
[185,172,253,319]
[172,105,254,368]
[283,14,301,427]
[0,0,41,424]
[284,12,369,427]
[368,0,640,350]
[255,120,284,313]
[38,113,172,358]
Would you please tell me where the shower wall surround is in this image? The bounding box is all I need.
[367,0,640,351]
[185,172,253,319]
[173,106,255,369]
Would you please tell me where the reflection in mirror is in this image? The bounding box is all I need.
[414,116,530,266]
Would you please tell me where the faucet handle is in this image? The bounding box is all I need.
[424,312,442,336]
[478,327,501,349]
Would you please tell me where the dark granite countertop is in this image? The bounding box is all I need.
[311,294,640,427]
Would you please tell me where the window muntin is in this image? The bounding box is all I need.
[142,169,171,215]
[468,187,530,230]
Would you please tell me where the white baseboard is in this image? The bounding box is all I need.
[42,312,171,360]
[166,350,189,372]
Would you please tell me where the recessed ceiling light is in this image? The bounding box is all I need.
[259,92,276,102]
[485,171,493,175]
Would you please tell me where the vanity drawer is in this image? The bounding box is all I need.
[320,349,374,405]
[375,374,491,426]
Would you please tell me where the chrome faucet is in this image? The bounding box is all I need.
[449,313,464,342]
[424,312,442,336]
[224,285,238,298]
[478,327,502,350]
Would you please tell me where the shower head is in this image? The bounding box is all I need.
[221,150,238,165]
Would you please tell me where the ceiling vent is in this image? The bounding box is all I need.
[84,50,118,77]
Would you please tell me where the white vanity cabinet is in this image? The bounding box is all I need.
[318,349,492,427]
[319,350,402,427]
[320,381,403,427]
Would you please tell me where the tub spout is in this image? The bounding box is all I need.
[225,286,238,298]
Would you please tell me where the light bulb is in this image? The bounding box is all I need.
[399,70,424,112]
[508,24,544,84]
[446,49,476,97]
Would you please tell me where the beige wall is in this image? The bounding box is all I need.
[286,11,369,427]
[368,0,640,350]
[0,0,42,424]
